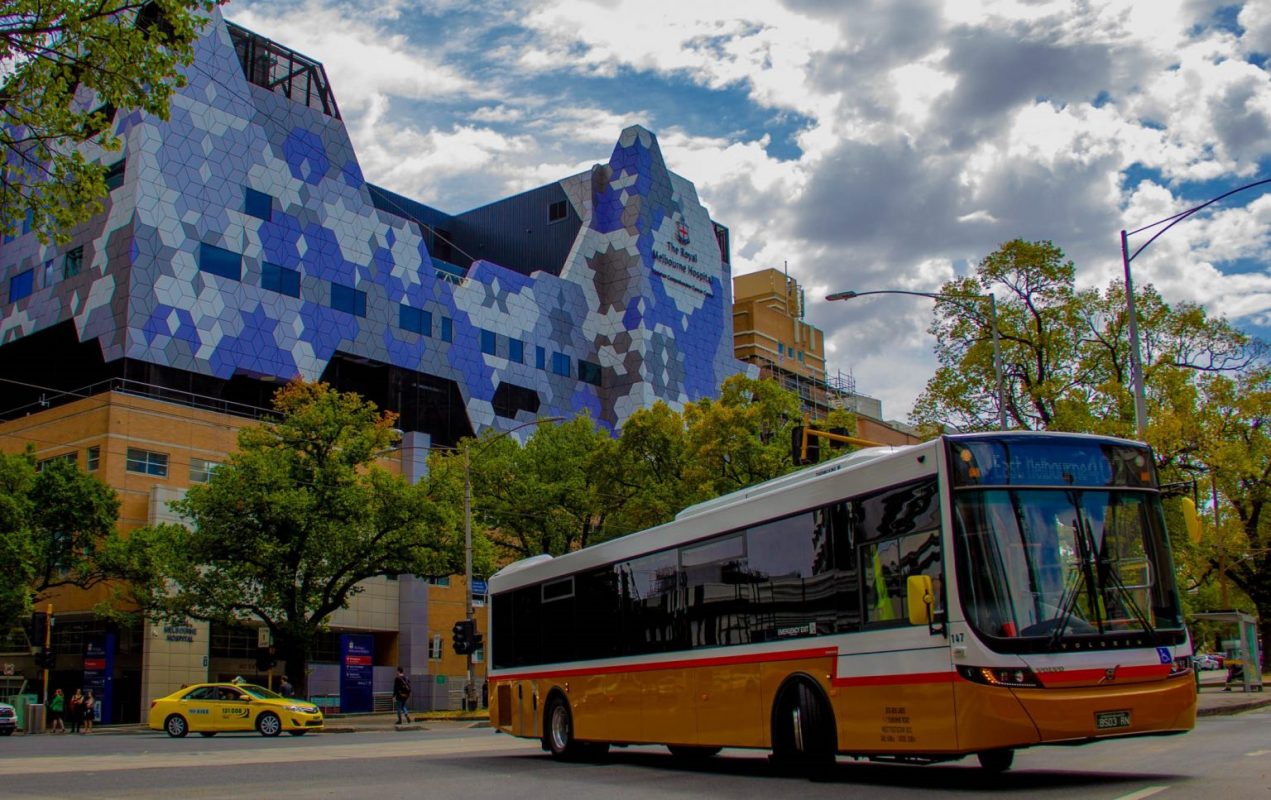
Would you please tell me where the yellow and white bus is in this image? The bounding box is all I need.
[486,432,1196,773]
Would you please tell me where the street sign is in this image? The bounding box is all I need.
[2,663,12,676]
[472,579,487,596]
[257,627,272,648]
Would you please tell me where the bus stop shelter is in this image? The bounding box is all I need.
[1193,611,1264,693]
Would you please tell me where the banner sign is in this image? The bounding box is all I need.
[339,634,374,714]
[82,633,115,724]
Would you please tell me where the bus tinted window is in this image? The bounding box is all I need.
[576,567,621,660]
[621,550,681,654]
[857,480,942,627]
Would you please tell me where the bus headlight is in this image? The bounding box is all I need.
[958,665,1042,688]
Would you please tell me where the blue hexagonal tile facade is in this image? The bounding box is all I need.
[0,8,752,439]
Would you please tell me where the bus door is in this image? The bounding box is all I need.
[836,505,957,752]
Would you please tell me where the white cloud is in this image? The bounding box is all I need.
[225,0,1271,422]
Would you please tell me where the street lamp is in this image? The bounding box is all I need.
[460,416,563,709]
[827,289,1008,430]
[1120,177,1271,440]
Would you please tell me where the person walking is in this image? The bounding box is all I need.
[279,676,294,697]
[392,667,412,725]
[48,689,65,733]
[82,690,95,734]
[68,689,84,734]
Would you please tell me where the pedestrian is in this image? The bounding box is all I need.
[279,676,294,697]
[82,690,95,733]
[392,667,411,725]
[49,688,65,733]
[68,689,83,734]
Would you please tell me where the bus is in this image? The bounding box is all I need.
[486,432,1196,773]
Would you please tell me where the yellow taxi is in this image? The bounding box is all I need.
[148,682,324,737]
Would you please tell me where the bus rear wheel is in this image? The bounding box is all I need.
[771,680,836,778]
[977,749,1014,772]
[544,694,588,761]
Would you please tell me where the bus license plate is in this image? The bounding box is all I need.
[1096,711,1131,730]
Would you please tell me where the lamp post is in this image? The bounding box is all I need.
[827,289,1008,430]
[1121,177,1271,440]
[460,416,563,709]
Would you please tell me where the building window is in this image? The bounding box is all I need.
[104,160,126,191]
[425,576,450,587]
[37,452,77,471]
[63,247,84,279]
[189,458,220,483]
[508,338,524,364]
[8,269,33,302]
[777,342,784,356]
[42,259,55,288]
[536,346,546,370]
[548,200,567,223]
[798,351,804,362]
[244,187,273,221]
[480,329,497,356]
[198,243,241,281]
[551,352,571,377]
[331,283,367,316]
[261,262,300,297]
[428,633,442,660]
[86,446,100,471]
[440,316,453,342]
[399,304,431,335]
[578,359,602,386]
[125,448,168,477]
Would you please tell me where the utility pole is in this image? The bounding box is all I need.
[42,603,52,705]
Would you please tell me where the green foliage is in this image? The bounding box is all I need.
[454,375,859,562]
[1,1,216,243]
[0,448,123,629]
[0,451,37,629]
[121,380,462,693]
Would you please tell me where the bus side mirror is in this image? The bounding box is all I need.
[1181,497,1201,545]
[907,575,933,626]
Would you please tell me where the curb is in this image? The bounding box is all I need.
[1196,696,1271,717]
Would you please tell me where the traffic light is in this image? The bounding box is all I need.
[255,646,277,672]
[471,628,483,653]
[451,619,475,655]
[33,648,55,670]
[791,426,819,465]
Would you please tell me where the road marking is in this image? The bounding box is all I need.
[1112,787,1169,800]
[1246,749,1271,757]
[0,734,540,777]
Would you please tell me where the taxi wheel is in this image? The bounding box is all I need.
[256,712,282,737]
[164,714,189,738]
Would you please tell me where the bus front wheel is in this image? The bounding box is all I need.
[977,749,1014,772]
[771,679,836,778]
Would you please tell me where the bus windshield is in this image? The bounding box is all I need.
[953,488,1184,648]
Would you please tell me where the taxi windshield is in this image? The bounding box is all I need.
[240,684,282,699]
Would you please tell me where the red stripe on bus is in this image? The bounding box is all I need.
[490,646,839,682]
[1035,664,1171,686]
[832,671,957,687]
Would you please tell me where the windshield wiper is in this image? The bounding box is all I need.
[1097,558,1159,644]
[1046,568,1085,651]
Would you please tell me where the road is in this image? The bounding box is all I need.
[0,709,1268,799]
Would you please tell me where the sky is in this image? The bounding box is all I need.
[226,0,1271,423]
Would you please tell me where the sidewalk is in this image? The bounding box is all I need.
[1195,671,1270,717]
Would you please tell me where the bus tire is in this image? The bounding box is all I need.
[770,679,837,779]
[977,749,1014,772]
[543,693,585,761]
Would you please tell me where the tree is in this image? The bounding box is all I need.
[912,239,1256,438]
[0,450,122,631]
[450,376,860,562]
[0,452,36,630]
[1,1,215,242]
[122,380,463,695]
